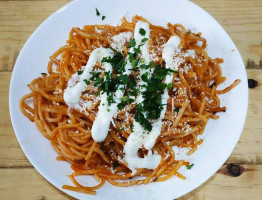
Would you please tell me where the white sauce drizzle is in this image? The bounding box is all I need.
[64,22,187,173]
[123,21,161,173]
[64,47,116,142]
[144,36,182,150]
[64,48,114,107]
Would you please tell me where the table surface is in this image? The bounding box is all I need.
[1,0,262,199]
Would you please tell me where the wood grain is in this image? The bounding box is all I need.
[0,164,261,200]
[0,0,70,71]
[1,0,262,199]
[0,0,262,71]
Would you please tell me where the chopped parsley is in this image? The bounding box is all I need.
[209,82,216,88]
[83,79,90,85]
[134,108,152,131]
[167,83,173,89]
[117,96,134,110]
[102,52,127,74]
[129,53,139,68]
[153,177,158,182]
[109,47,117,52]
[141,38,148,43]
[139,28,146,36]
[174,107,180,113]
[130,123,134,132]
[90,71,101,81]
[94,77,103,86]
[113,161,120,169]
[77,70,83,75]
[186,163,194,170]
[95,8,100,16]
[154,65,177,80]
[102,16,106,20]
[134,63,178,130]
[128,38,136,48]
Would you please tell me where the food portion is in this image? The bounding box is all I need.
[20,15,240,195]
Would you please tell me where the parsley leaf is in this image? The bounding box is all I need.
[167,83,173,89]
[141,72,149,82]
[109,47,117,52]
[130,123,134,132]
[186,163,194,170]
[174,107,180,113]
[83,79,90,85]
[209,82,216,88]
[117,96,134,110]
[128,76,137,89]
[101,52,127,74]
[139,28,146,36]
[134,109,152,131]
[141,38,148,43]
[90,71,101,81]
[113,162,120,169]
[128,38,136,48]
[116,74,128,85]
[94,77,104,86]
[77,70,83,75]
[95,8,100,16]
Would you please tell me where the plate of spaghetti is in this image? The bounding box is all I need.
[9,0,248,199]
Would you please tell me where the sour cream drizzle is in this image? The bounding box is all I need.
[123,21,162,173]
[63,22,185,173]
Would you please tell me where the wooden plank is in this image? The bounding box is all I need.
[0,0,262,71]
[0,72,30,167]
[227,69,262,164]
[0,164,261,199]
[179,164,262,200]
[0,168,76,200]
[0,0,70,71]
[192,0,262,67]
[1,69,261,167]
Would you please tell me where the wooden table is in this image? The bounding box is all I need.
[1,0,261,199]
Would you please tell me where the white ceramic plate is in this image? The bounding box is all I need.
[9,0,248,199]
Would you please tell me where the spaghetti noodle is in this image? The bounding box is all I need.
[20,16,240,194]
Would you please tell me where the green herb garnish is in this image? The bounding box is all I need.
[139,28,146,36]
[94,77,104,86]
[209,82,216,88]
[174,107,180,113]
[167,83,173,89]
[83,79,90,85]
[134,108,152,131]
[153,177,158,182]
[77,70,83,75]
[113,162,120,169]
[90,71,101,81]
[102,16,106,20]
[102,52,127,74]
[130,123,134,132]
[95,8,100,16]
[128,38,136,48]
[186,163,194,170]
[141,38,148,43]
